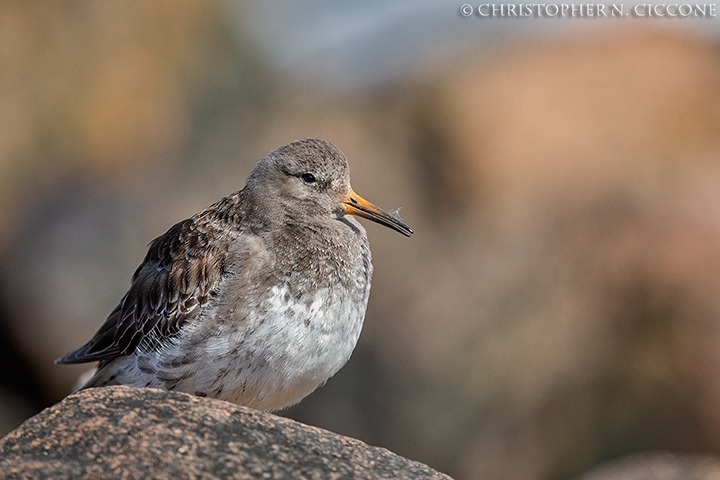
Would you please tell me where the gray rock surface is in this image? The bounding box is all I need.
[0,386,450,479]
[579,452,720,480]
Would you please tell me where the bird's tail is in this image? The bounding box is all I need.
[71,362,121,392]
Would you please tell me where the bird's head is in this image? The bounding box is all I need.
[246,138,412,237]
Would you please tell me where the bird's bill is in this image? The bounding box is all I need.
[342,189,413,237]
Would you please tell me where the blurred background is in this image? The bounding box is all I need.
[1,1,720,479]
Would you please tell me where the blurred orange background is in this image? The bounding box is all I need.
[1,2,720,479]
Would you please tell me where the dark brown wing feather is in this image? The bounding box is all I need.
[56,200,240,365]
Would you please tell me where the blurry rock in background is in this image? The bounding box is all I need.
[580,452,720,480]
[1,2,720,480]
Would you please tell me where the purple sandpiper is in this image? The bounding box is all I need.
[56,138,412,410]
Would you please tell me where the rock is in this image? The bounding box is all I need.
[0,386,450,479]
[579,452,720,480]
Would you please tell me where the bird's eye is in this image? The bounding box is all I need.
[301,173,317,184]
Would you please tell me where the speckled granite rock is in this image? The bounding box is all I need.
[0,386,450,479]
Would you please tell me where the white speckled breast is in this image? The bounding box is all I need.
[110,227,372,411]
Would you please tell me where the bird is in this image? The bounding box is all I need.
[56,138,412,411]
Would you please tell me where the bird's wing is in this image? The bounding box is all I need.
[56,216,235,364]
